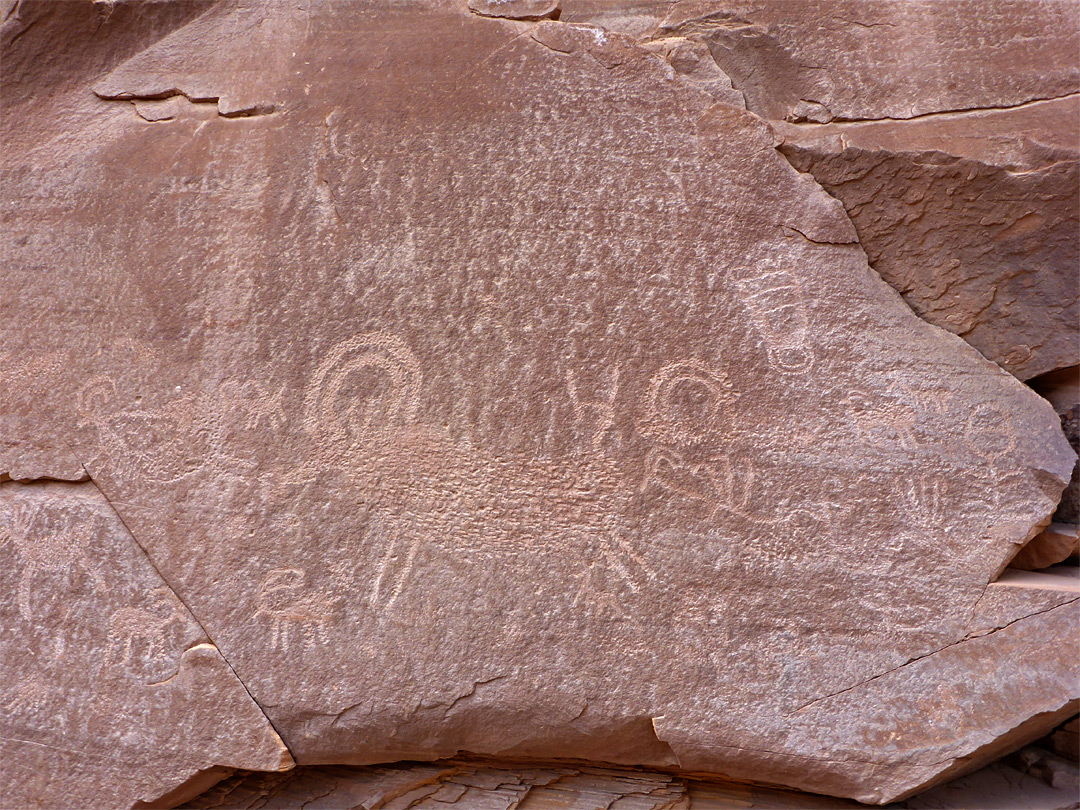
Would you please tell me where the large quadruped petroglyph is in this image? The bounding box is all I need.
[2,0,1077,807]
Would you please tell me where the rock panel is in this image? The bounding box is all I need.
[0,481,292,809]
[561,0,1080,122]
[777,99,1079,381]
[559,1,1080,380]
[1,0,1076,805]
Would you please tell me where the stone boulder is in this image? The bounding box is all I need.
[1,0,1076,806]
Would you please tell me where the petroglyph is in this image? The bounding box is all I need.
[255,568,336,650]
[841,390,918,452]
[5,1,1078,803]
[1,502,105,622]
[903,476,951,535]
[566,366,620,454]
[636,356,762,522]
[217,378,287,434]
[367,517,421,615]
[77,376,227,487]
[303,332,422,452]
[638,360,737,448]
[107,588,188,672]
[731,263,815,374]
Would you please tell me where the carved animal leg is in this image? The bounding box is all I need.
[384,535,419,613]
[370,530,399,607]
[17,570,35,622]
[87,565,107,594]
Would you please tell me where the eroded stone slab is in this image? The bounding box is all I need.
[1,0,1076,805]
[181,754,1080,810]
[558,2,1080,380]
[0,482,292,809]
[561,0,1080,122]
[777,99,1079,381]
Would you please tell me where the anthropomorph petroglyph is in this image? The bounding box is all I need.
[636,359,759,520]
[566,366,620,454]
[638,360,737,448]
[302,332,422,453]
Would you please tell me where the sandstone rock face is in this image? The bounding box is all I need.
[2,0,1077,807]
[777,101,1079,381]
[0,482,291,810]
[561,0,1080,380]
[181,752,1080,810]
[561,0,1080,122]
[1012,525,1080,570]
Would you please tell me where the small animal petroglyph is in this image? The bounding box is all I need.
[566,365,620,454]
[107,587,188,668]
[964,403,1017,463]
[638,360,736,448]
[255,568,335,650]
[1,503,105,622]
[303,332,423,451]
[640,447,761,523]
[841,390,918,452]
[731,264,814,374]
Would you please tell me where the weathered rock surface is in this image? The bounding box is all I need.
[181,752,1080,810]
[0,481,292,809]
[560,1,1080,380]
[2,0,1077,807]
[561,0,1080,122]
[1012,525,1080,570]
[777,99,1079,380]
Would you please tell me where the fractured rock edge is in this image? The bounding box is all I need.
[179,747,1080,809]
[653,599,1079,804]
[774,104,1079,382]
[0,474,294,808]
[4,3,1075,807]
[554,2,1079,381]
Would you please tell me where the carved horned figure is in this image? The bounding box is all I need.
[107,587,188,666]
[255,568,335,650]
[1,504,105,622]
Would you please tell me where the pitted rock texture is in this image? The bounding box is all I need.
[776,99,1079,381]
[0,481,292,810]
[560,0,1080,122]
[2,0,1078,807]
[561,0,1080,380]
